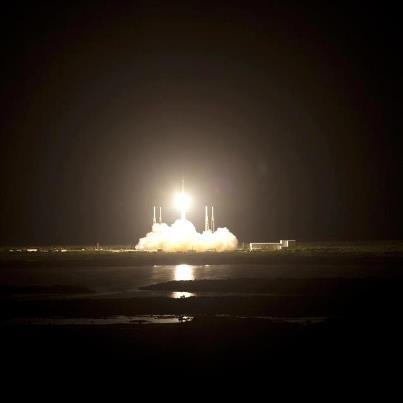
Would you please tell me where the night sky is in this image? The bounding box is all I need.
[1,1,402,245]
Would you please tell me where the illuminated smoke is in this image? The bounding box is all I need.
[135,219,238,252]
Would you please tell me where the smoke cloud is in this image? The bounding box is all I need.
[136,219,238,252]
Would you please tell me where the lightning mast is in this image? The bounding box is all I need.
[159,206,162,223]
[153,206,156,225]
[211,206,215,232]
[205,206,209,231]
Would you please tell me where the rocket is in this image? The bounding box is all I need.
[211,206,215,232]
[153,206,156,225]
[205,206,209,231]
[159,206,162,224]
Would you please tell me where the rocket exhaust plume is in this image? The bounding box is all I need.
[174,178,190,221]
[136,219,238,252]
[136,183,238,252]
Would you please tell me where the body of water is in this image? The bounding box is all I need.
[0,262,393,300]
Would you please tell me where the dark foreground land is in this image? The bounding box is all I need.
[3,316,401,375]
[1,241,403,377]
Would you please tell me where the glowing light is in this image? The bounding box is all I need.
[135,181,238,252]
[171,264,195,298]
[174,264,194,281]
[172,292,194,299]
[174,192,191,220]
[136,218,238,252]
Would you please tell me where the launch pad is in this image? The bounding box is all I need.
[135,180,295,253]
[135,180,238,252]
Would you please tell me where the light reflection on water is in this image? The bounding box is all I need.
[174,264,195,281]
[171,291,194,299]
[1,315,194,326]
[6,263,348,301]
[172,264,195,298]
[2,263,379,300]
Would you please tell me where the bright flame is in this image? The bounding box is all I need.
[136,185,238,253]
[174,192,191,219]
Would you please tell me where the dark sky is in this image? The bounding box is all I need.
[1,1,402,245]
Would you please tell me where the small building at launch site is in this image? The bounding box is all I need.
[249,240,296,251]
